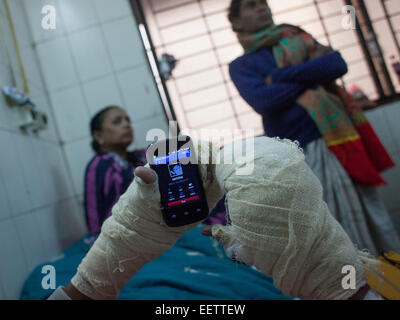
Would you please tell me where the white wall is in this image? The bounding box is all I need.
[24,0,168,197]
[0,0,168,299]
[0,0,86,300]
[366,101,400,234]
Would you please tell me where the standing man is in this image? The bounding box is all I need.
[226,0,400,256]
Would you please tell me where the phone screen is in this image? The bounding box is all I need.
[148,137,209,227]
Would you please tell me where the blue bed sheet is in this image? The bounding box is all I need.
[20,225,293,300]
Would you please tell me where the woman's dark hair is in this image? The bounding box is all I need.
[90,106,119,153]
[228,0,242,24]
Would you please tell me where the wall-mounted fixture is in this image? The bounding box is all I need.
[31,110,48,133]
[1,0,49,133]
[159,53,177,80]
[2,86,48,132]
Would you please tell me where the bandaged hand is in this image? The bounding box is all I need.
[202,137,379,300]
[70,142,224,300]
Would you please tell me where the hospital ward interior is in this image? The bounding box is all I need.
[1,0,400,301]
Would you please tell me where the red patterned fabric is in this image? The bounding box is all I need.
[238,24,394,186]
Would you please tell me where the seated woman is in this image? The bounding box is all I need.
[84,106,147,244]
[84,106,225,244]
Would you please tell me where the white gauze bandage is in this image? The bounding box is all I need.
[71,142,223,300]
[211,136,380,300]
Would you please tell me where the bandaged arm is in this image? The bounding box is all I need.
[206,137,383,300]
[52,144,223,300]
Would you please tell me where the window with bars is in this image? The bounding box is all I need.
[354,0,400,97]
[131,0,400,143]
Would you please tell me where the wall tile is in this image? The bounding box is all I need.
[63,137,94,196]
[388,206,400,236]
[38,140,74,203]
[68,27,112,82]
[53,198,87,248]
[0,131,32,215]
[15,136,73,208]
[49,85,91,143]
[0,20,28,94]
[0,18,9,68]
[14,211,47,271]
[16,137,74,208]
[379,151,400,210]
[0,62,13,87]
[28,84,59,143]
[13,134,71,211]
[58,0,97,33]
[101,17,145,71]
[382,101,400,153]
[0,106,14,133]
[365,107,397,156]
[0,171,12,221]
[130,112,168,150]
[0,281,6,299]
[0,0,5,18]
[378,151,400,234]
[35,197,87,261]
[36,37,78,91]
[0,219,29,300]
[82,75,123,116]
[92,0,132,23]
[35,205,63,260]
[19,45,45,91]
[33,198,86,261]
[0,40,12,72]
[22,0,65,44]
[13,134,48,210]
[0,64,18,132]
[117,65,162,122]
[76,194,84,207]
[7,0,32,49]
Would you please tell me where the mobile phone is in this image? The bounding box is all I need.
[147,135,209,227]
